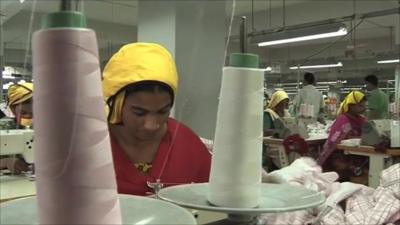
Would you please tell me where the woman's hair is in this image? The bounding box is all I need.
[124,81,174,105]
[303,72,315,84]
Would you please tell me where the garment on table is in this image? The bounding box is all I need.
[293,84,324,118]
[0,118,17,130]
[260,159,400,225]
[111,118,211,196]
[366,88,389,119]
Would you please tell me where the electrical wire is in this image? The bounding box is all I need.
[22,0,37,76]
[251,0,255,32]
[0,1,4,101]
[282,0,286,27]
[223,0,236,67]
[269,0,272,28]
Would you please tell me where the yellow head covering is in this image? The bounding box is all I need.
[7,82,34,106]
[267,90,289,109]
[102,43,178,124]
[337,91,365,115]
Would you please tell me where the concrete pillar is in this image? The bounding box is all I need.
[137,1,176,57]
[138,1,227,139]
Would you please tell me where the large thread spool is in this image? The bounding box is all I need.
[32,11,122,224]
[207,53,264,208]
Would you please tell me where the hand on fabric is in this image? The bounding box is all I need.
[0,157,29,174]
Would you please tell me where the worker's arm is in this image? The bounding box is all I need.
[263,129,275,137]
[0,157,29,174]
[367,110,380,120]
[263,111,275,136]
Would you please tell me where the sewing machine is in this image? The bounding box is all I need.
[0,129,34,163]
[275,117,309,139]
[361,119,391,147]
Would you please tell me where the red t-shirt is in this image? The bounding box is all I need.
[110,118,211,196]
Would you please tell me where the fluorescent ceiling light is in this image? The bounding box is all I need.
[2,75,16,79]
[253,23,347,47]
[377,59,399,64]
[290,62,343,69]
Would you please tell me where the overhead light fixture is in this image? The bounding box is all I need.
[289,62,343,70]
[251,23,347,47]
[2,75,16,79]
[377,59,399,64]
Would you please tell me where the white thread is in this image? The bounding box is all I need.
[208,67,264,208]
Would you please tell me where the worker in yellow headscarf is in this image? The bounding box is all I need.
[263,90,290,135]
[337,90,366,115]
[7,82,34,128]
[318,91,367,183]
[102,42,211,196]
[0,82,33,174]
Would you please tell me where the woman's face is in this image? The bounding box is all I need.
[121,91,172,141]
[349,100,366,115]
[11,101,33,119]
[276,98,289,112]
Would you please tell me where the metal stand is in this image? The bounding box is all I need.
[157,183,325,225]
[206,214,259,225]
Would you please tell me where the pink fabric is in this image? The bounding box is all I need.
[262,210,315,225]
[320,206,346,225]
[318,113,366,165]
[260,159,400,225]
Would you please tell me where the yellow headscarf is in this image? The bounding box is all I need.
[267,90,289,109]
[266,90,289,120]
[337,91,365,115]
[7,83,34,106]
[102,43,178,124]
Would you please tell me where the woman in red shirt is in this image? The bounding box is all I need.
[102,43,211,196]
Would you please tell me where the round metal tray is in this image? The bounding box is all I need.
[0,194,196,225]
[157,183,325,215]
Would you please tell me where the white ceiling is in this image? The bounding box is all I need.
[1,0,399,82]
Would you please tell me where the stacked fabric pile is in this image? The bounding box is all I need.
[261,158,400,225]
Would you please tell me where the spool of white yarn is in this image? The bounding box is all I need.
[32,12,122,224]
[207,54,264,208]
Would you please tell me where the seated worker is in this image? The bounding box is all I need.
[0,83,33,174]
[318,91,368,182]
[102,43,211,196]
[263,90,290,171]
[263,90,289,136]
